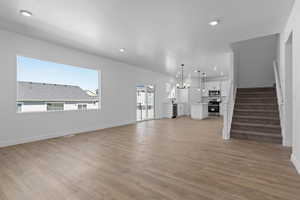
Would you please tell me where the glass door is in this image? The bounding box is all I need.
[136,85,155,122]
[146,85,155,120]
[136,86,146,121]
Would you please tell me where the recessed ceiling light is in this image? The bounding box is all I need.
[20,10,33,17]
[119,48,125,53]
[209,20,220,26]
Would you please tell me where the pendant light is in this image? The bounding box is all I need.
[176,64,189,89]
[202,72,207,92]
[195,70,201,92]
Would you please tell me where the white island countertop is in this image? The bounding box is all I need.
[191,103,208,120]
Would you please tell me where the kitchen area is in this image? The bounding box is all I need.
[163,76,229,120]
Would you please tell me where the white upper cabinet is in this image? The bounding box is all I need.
[220,81,229,96]
[201,80,229,97]
[208,81,220,91]
[189,88,202,103]
[202,81,221,96]
[202,87,209,97]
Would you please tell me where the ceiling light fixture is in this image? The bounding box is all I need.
[20,10,33,17]
[119,48,125,53]
[209,20,220,26]
[196,70,201,92]
[176,64,189,89]
[202,72,207,93]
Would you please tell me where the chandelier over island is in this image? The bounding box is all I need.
[176,64,190,89]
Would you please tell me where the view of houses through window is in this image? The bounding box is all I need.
[17,56,100,113]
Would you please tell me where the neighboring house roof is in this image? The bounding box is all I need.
[85,90,97,96]
[17,81,99,102]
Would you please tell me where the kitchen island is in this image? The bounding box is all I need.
[191,103,209,120]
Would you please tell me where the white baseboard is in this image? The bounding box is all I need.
[0,120,136,148]
[0,131,76,148]
[291,154,300,175]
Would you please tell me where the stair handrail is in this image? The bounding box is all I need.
[222,79,236,140]
[273,60,284,105]
[273,60,285,145]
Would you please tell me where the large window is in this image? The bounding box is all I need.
[16,56,100,113]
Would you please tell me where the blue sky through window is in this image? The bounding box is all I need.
[17,56,99,92]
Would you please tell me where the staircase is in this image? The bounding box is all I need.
[231,87,282,144]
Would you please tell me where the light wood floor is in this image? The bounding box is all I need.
[0,117,299,200]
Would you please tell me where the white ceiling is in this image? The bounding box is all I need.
[0,0,294,77]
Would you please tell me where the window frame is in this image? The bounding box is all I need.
[16,54,102,114]
[46,102,65,112]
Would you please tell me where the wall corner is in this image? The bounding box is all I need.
[291,153,300,175]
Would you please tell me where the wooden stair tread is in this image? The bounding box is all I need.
[231,87,282,144]
[237,90,275,92]
[237,87,274,90]
[232,122,281,129]
[233,115,279,120]
[236,96,277,99]
[234,109,279,113]
[235,103,278,106]
[231,129,282,138]
[237,93,276,95]
[235,105,279,110]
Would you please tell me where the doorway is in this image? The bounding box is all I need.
[285,32,294,146]
[136,85,155,122]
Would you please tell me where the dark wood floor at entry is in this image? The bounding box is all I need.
[0,117,299,200]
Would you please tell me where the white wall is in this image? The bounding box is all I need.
[232,34,279,88]
[279,0,300,174]
[0,29,174,147]
[282,34,294,147]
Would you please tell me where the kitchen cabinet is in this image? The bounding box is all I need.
[208,81,221,91]
[202,81,229,97]
[163,103,173,118]
[177,103,188,116]
[189,88,202,103]
[202,88,209,97]
[202,81,221,97]
[163,103,188,118]
[220,103,224,116]
[191,103,209,120]
[176,88,189,103]
[220,81,229,96]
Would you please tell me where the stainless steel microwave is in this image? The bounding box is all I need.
[209,90,220,96]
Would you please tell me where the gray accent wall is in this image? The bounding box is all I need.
[231,34,279,88]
